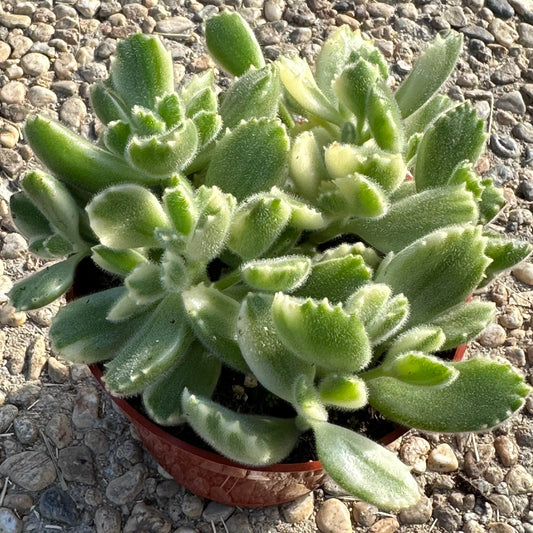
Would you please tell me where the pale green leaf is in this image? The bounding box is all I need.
[387,326,446,358]
[318,374,368,410]
[91,245,147,277]
[241,256,311,292]
[125,262,164,305]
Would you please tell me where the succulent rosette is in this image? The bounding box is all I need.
[9,13,532,510]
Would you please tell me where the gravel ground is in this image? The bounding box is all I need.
[0,0,533,531]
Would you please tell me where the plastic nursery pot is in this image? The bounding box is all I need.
[88,344,467,508]
[71,259,467,507]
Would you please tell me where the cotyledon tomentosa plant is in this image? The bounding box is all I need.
[8,12,533,510]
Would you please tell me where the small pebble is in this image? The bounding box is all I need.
[182,492,204,519]
[94,506,121,533]
[316,498,352,533]
[499,307,524,329]
[427,444,459,472]
[352,501,378,526]
[202,501,234,522]
[39,487,80,526]
[0,508,22,533]
[505,465,533,494]
[489,18,519,46]
[478,323,507,347]
[399,436,430,473]
[512,263,533,285]
[281,492,314,523]
[398,495,433,524]
[45,412,73,448]
[495,92,527,115]
[490,134,521,158]
[106,464,148,505]
[20,52,50,76]
[369,517,400,533]
[13,416,38,444]
[0,451,56,490]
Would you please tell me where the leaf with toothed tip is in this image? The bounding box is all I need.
[89,82,128,125]
[104,293,193,396]
[313,420,421,511]
[272,293,371,373]
[87,184,170,250]
[126,119,199,176]
[318,374,368,410]
[366,358,531,432]
[163,179,197,238]
[103,120,131,156]
[241,256,311,292]
[181,389,300,466]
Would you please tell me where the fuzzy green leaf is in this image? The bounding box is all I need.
[156,93,184,128]
[293,375,328,424]
[205,118,289,201]
[295,254,372,303]
[347,185,478,253]
[395,32,462,118]
[9,254,81,311]
[237,293,315,402]
[87,184,170,249]
[24,116,159,192]
[91,245,147,277]
[228,196,291,260]
[334,58,379,122]
[21,170,85,249]
[143,343,221,425]
[220,65,280,129]
[367,358,531,432]
[318,374,368,410]
[192,111,222,147]
[386,326,446,358]
[50,287,150,363]
[161,251,189,292]
[314,420,420,510]
[482,237,533,287]
[187,186,235,262]
[415,103,486,190]
[479,181,505,224]
[104,294,192,396]
[163,179,197,237]
[404,94,454,140]
[241,256,311,292]
[278,55,343,124]
[103,120,131,156]
[125,262,164,305]
[107,291,151,323]
[272,294,371,373]
[89,82,127,125]
[130,106,166,136]
[182,284,248,373]
[109,33,174,110]
[127,119,199,176]
[367,82,404,153]
[182,390,300,466]
[375,225,491,326]
[9,191,53,244]
[206,12,265,76]
[289,129,330,200]
[429,301,496,350]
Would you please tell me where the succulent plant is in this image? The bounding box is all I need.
[9,13,533,510]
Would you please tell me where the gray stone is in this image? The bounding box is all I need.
[59,96,87,129]
[495,92,526,114]
[28,22,55,42]
[399,495,433,524]
[505,465,533,494]
[20,53,50,76]
[39,488,80,526]
[0,451,56,491]
[366,2,395,19]
[47,357,69,383]
[7,382,41,408]
[53,52,78,79]
[400,436,430,473]
[489,494,514,515]
[264,1,283,21]
[316,498,352,533]
[0,508,22,533]
[0,150,24,179]
[433,503,463,531]
[508,0,533,22]
[489,19,519,46]
[106,464,148,505]
[491,62,521,84]
[58,445,95,485]
[123,502,171,533]
[7,35,32,59]
[444,6,467,27]
[84,428,109,454]
[513,123,533,143]
[226,512,253,533]
[155,16,194,34]
[13,417,38,444]
[488,523,518,533]
[465,520,486,533]
[281,492,314,523]
[26,335,48,381]
[76,0,101,18]
[0,13,31,29]
[94,506,121,533]
[499,307,523,329]
[45,412,73,448]
[28,86,57,106]
[487,0,515,18]
[518,22,533,46]
[352,502,378,526]
[182,492,204,519]
[202,501,234,522]
[2,494,33,515]
[0,405,18,432]
[462,25,496,42]
[0,82,26,105]
[513,263,533,285]
[78,62,108,83]
[72,386,99,429]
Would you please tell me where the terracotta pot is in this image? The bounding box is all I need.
[88,344,466,507]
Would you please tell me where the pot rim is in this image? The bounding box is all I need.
[89,343,467,475]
